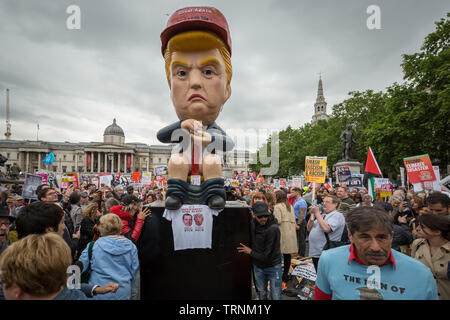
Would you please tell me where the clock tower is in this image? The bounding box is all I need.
[311,73,329,126]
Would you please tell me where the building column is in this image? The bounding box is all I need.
[111,152,115,173]
[18,152,23,171]
[131,154,134,172]
[38,153,41,171]
[104,152,107,173]
[26,152,29,173]
[118,152,121,173]
[75,153,78,172]
[146,156,149,171]
[97,152,100,173]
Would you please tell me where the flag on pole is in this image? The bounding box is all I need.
[368,176,376,200]
[364,147,382,176]
[42,152,56,165]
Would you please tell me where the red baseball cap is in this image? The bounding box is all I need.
[160,6,232,56]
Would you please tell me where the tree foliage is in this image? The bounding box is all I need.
[250,14,449,178]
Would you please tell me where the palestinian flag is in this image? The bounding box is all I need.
[365,147,382,176]
[367,176,376,201]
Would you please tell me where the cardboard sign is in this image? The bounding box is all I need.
[22,174,43,200]
[403,154,436,184]
[305,156,327,183]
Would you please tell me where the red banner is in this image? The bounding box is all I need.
[87,153,91,168]
[127,155,131,168]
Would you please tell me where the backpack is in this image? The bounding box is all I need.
[80,241,95,283]
[323,224,350,251]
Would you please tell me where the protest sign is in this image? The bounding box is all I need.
[66,173,79,188]
[35,172,48,184]
[349,174,364,188]
[279,178,287,188]
[132,171,141,182]
[337,166,351,184]
[305,156,327,183]
[291,177,302,188]
[99,173,113,187]
[274,179,280,189]
[22,174,43,200]
[291,262,317,282]
[141,171,152,185]
[403,154,436,184]
[155,165,168,176]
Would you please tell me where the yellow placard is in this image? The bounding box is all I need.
[305,156,327,183]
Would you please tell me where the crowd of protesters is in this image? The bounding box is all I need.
[0,178,449,300]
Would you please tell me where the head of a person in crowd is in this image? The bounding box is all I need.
[0,232,72,300]
[0,205,14,245]
[249,192,267,207]
[426,191,449,216]
[336,186,350,200]
[15,202,65,239]
[359,188,367,196]
[80,192,89,205]
[35,184,50,198]
[322,195,341,214]
[416,213,450,242]
[114,186,124,197]
[87,183,96,192]
[376,202,394,217]
[275,190,291,209]
[14,194,24,207]
[291,187,302,199]
[121,195,140,215]
[243,186,250,196]
[145,193,154,204]
[411,195,424,213]
[98,214,122,237]
[5,194,15,207]
[406,192,415,201]
[104,197,120,214]
[126,185,134,195]
[351,187,359,197]
[353,193,362,204]
[346,206,394,266]
[69,192,81,206]
[251,201,272,226]
[389,195,403,209]
[363,194,373,206]
[156,192,163,201]
[82,202,102,222]
[37,187,58,203]
[392,189,405,201]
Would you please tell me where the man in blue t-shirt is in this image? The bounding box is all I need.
[314,206,438,300]
[292,187,308,257]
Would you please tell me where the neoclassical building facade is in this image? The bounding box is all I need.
[0,119,250,176]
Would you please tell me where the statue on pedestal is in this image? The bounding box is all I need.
[340,124,356,161]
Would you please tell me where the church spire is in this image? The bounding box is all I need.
[311,72,328,126]
[316,72,325,102]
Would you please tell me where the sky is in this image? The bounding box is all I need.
[0,0,448,152]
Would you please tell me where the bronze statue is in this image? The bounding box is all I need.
[340,124,356,161]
